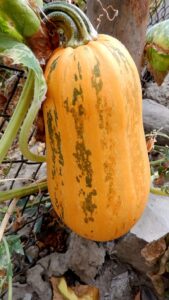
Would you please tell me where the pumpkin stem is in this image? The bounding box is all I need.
[43,1,97,47]
[65,2,97,39]
[43,11,80,48]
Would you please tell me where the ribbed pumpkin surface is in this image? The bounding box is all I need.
[43,34,150,241]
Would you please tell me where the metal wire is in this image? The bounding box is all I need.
[0,64,46,218]
[149,0,169,26]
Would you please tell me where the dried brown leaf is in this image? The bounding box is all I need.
[37,227,68,252]
[37,210,68,252]
[0,92,7,113]
[148,273,164,296]
[71,284,99,299]
[27,22,55,65]
[0,269,6,277]
[51,277,65,300]
[141,238,166,265]
[166,261,169,272]
[12,216,25,232]
[58,277,99,300]
[51,277,99,300]
[146,136,156,153]
[134,291,141,300]
[154,174,165,187]
[158,247,169,275]
[147,63,167,86]
[141,286,159,300]
[35,108,45,142]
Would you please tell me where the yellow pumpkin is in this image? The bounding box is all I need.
[43,33,150,241]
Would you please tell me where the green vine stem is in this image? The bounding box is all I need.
[150,186,169,196]
[18,77,46,163]
[2,237,12,300]
[1,178,169,203]
[0,180,48,203]
[150,158,166,166]
[0,70,34,164]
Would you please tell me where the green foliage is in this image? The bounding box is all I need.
[0,236,24,295]
[144,20,169,84]
[0,11,23,42]
[0,236,24,268]
[0,35,47,164]
[0,0,40,38]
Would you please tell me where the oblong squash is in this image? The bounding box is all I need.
[43,34,150,241]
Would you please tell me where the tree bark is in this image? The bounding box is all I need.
[87,0,150,73]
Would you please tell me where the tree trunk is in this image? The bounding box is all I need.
[87,0,150,72]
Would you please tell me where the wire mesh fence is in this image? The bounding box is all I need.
[0,0,169,228]
[0,62,48,226]
[149,0,169,26]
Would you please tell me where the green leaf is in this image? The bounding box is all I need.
[0,36,43,78]
[0,235,24,270]
[0,10,23,42]
[0,35,47,164]
[24,207,37,217]
[146,19,169,51]
[16,197,30,208]
[33,216,43,234]
[0,0,41,37]
[144,20,169,84]
[6,235,24,255]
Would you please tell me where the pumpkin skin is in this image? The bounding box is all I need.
[43,34,150,241]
